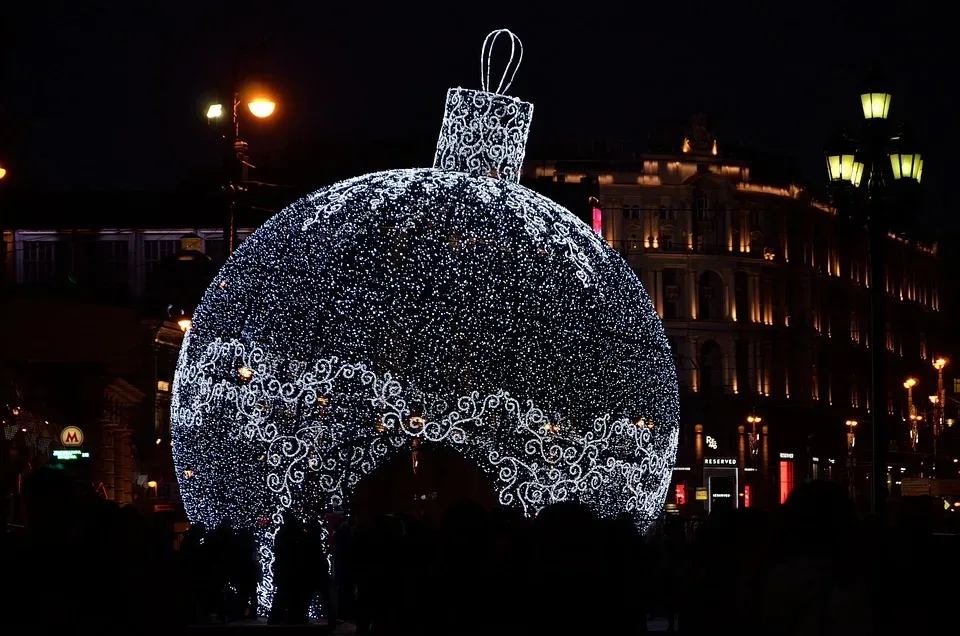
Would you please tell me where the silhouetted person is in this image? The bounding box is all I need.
[758,480,870,636]
[234,527,260,618]
[269,512,303,625]
[661,516,688,632]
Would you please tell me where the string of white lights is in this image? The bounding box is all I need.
[173,29,679,613]
[481,28,523,94]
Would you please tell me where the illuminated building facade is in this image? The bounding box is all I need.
[0,191,255,519]
[526,116,945,511]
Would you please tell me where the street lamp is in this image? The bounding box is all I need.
[825,131,859,185]
[904,377,920,450]
[845,419,859,459]
[823,67,925,519]
[247,98,276,118]
[860,66,892,120]
[889,128,924,183]
[933,358,948,472]
[206,103,224,119]
[0,165,6,180]
[204,89,278,257]
[746,414,762,458]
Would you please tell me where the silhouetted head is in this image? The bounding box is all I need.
[780,480,856,556]
[22,463,93,537]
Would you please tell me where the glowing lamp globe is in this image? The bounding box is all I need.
[172,30,678,608]
[247,98,276,118]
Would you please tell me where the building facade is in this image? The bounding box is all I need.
[527,119,946,512]
[1,194,255,520]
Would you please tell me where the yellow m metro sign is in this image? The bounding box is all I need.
[60,426,84,447]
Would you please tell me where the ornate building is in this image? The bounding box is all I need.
[0,190,254,520]
[526,117,945,512]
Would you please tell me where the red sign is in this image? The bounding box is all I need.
[592,207,603,234]
[675,483,686,505]
[744,485,751,508]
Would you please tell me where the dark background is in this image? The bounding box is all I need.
[1,2,946,224]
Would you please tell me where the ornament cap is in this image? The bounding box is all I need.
[433,29,533,182]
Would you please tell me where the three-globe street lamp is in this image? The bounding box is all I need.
[824,67,924,518]
[205,90,278,257]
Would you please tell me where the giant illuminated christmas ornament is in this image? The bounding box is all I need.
[172,29,679,607]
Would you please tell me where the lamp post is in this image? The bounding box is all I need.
[904,377,919,451]
[823,67,924,519]
[846,419,858,501]
[205,90,277,258]
[746,414,762,459]
[933,358,948,474]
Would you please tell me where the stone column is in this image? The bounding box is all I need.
[761,424,770,480]
[688,337,699,392]
[688,269,698,320]
[116,430,133,505]
[725,207,733,251]
[695,424,706,513]
[723,348,733,394]
[101,425,116,501]
[654,270,664,318]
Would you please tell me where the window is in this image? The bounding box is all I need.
[851,376,860,408]
[662,268,682,319]
[21,240,60,284]
[694,189,711,221]
[779,460,795,504]
[659,206,676,222]
[750,208,764,230]
[144,239,180,274]
[698,271,724,320]
[850,312,861,344]
[87,239,130,297]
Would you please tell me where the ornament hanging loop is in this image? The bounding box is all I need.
[481,29,523,95]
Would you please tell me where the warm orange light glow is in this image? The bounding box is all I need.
[177,317,192,332]
[845,419,858,428]
[238,366,254,380]
[206,103,223,119]
[146,480,158,489]
[247,98,276,118]
[0,166,6,180]
[904,378,917,389]
[934,358,948,371]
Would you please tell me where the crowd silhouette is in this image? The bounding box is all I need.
[2,462,957,634]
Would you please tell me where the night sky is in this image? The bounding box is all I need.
[2,2,947,225]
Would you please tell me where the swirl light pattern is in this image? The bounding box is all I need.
[433,88,533,183]
[172,29,678,611]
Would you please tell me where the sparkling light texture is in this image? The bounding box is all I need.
[172,29,678,610]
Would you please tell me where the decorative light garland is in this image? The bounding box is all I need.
[172,29,679,612]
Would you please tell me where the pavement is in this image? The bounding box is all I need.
[190,617,676,633]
